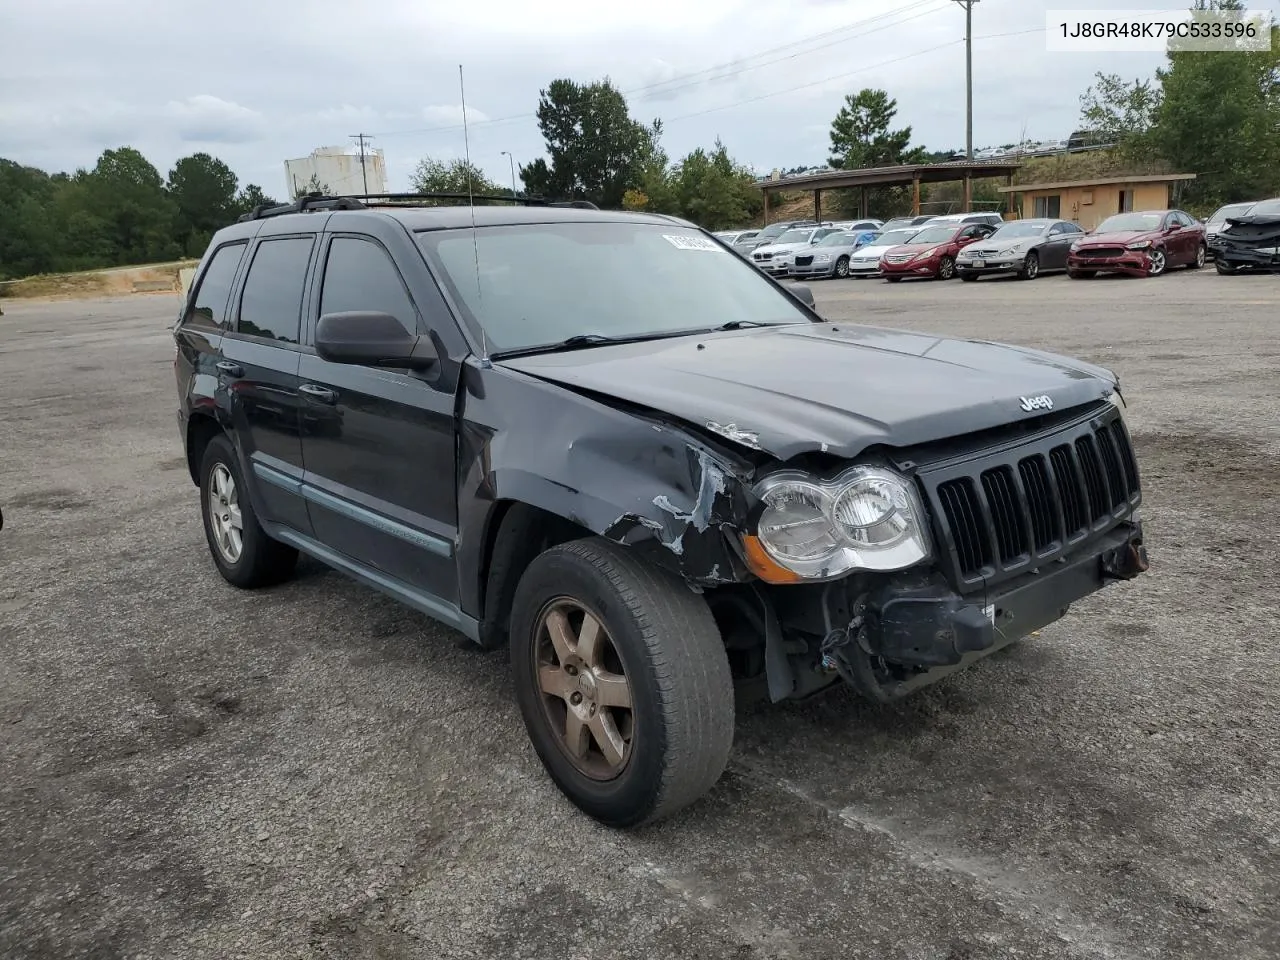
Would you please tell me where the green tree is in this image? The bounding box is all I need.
[672,140,762,229]
[522,78,658,207]
[291,173,332,199]
[827,88,925,217]
[409,157,505,202]
[1152,9,1280,203]
[1078,73,1163,161]
[167,153,240,255]
[0,160,60,278]
[234,184,279,216]
[78,147,180,264]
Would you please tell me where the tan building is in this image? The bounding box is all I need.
[998,174,1197,230]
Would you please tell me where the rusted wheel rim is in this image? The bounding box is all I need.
[532,598,635,781]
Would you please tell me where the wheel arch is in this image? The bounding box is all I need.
[184,412,227,487]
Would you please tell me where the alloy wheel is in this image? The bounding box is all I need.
[1195,245,1206,268]
[208,463,243,563]
[835,257,849,278]
[533,598,635,780]
[938,256,955,280]
[1147,249,1167,276]
[1025,254,1039,279]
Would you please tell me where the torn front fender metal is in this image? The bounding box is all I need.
[457,362,761,593]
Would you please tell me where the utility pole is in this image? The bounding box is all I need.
[500,151,517,198]
[952,0,979,161]
[350,133,374,194]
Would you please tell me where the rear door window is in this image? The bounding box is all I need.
[235,236,315,344]
[184,241,246,330]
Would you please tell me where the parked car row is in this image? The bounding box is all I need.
[1205,196,1280,274]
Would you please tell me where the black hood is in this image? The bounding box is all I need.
[499,323,1119,461]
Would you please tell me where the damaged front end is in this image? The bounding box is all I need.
[1218,215,1280,271]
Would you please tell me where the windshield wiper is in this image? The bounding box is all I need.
[491,329,696,360]
[710,319,794,331]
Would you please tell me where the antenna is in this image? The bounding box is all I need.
[459,63,490,367]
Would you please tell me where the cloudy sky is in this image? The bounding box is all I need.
[2,0,1277,197]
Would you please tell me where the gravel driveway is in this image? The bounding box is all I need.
[1,268,1277,960]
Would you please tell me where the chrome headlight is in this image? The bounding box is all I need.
[1127,240,1151,250]
[914,246,939,260]
[751,466,932,580]
[1070,241,1082,252]
[814,254,831,263]
[998,247,1018,256]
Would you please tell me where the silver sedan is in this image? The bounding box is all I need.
[788,231,865,279]
[955,218,1085,281]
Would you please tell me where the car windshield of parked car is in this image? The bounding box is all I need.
[871,229,920,247]
[989,221,1048,239]
[774,229,814,244]
[418,222,813,354]
[816,233,854,247]
[1245,199,1280,217]
[1095,213,1164,233]
[1211,202,1255,221]
[904,225,958,245]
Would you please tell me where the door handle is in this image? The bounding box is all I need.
[216,361,244,378]
[299,384,338,404]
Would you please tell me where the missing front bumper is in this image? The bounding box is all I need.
[820,522,1147,702]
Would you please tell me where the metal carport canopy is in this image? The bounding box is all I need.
[753,160,1024,219]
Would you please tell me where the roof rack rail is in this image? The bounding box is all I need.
[237,192,367,222]
[237,192,602,223]
[349,192,600,210]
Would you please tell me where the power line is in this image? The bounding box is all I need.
[663,26,1044,124]
[369,1,948,139]
[626,0,946,100]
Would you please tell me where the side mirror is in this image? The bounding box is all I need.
[1166,222,1182,232]
[316,311,438,371]
[788,283,816,308]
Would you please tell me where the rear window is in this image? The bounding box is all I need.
[184,241,246,330]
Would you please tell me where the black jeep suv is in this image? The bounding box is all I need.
[173,194,1149,828]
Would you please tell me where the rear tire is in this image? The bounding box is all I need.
[510,538,735,828]
[1189,244,1206,269]
[199,434,297,588]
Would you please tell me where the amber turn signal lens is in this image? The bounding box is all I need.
[741,535,804,584]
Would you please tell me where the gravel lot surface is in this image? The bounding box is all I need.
[2,269,1277,960]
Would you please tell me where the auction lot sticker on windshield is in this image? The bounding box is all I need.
[664,234,724,251]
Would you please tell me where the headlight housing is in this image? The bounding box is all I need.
[1127,240,1151,250]
[1070,241,1082,251]
[814,253,831,262]
[914,246,939,260]
[749,466,932,581]
[999,247,1018,256]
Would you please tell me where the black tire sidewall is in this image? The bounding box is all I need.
[938,255,955,279]
[199,434,266,586]
[510,548,674,825]
[1021,252,1039,279]
[835,256,849,277]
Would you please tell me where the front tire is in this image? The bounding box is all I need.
[834,255,850,278]
[199,434,297,588]
[937,255,956,280]
[1146,248,1167,277]
[1017,251,1040,280]
[1216,259,1239,275]
[510,539,735,828]
[1067,268,1095,279]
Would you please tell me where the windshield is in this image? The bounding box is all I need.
[1210,202,1255,221]
[904,225,958,245]
[1095,213,1164,233]
[416,222,812,354]
[880,219,916,231]
[817,232,854,247]
[1245,198,1280,217]
[756,223,790,239]
[774,229,814,244]
[990,221,1049,239]
[869,228,920,247]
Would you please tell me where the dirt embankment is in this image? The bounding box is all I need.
[0,261,198,302]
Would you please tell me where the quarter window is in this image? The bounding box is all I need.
[319,237,418,334]
[185,242,246,330]
[236,236,314,344]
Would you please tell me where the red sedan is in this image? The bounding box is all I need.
[878,221,996,281]
[1067,209,1207,278]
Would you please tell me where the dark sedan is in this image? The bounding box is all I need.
[955,218,1084,281]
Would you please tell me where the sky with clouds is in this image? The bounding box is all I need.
[2,0,1277,197]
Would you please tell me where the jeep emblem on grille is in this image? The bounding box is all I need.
[1019,394,1054,412]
